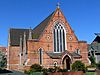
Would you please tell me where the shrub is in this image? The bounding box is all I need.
[42,68,48,75]
[24,64,43,74]
[54,66,61,72]
[72,61,86,72]
[24,70,30,74]
[30,64,43,72]
[58,69,68,72]
[87,64,96,68]
[48,68,55,73]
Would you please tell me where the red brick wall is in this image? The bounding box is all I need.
[8,46,20,70]
[79,41,89,65]
[9,46,20,64]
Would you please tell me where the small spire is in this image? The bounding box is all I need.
[20,35,23,55]
[23,32,27,54]
[23,32,27,65]
[57,2,60,8]
[19,35,22,65]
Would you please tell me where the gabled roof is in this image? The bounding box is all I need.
[10,28,29,46]
[32,12,54,39]
[88,35,100,52]
[88,43,100,52]
[46,50,82,59]
[46,52,62,59]
[9,8,66,46]
[93,36,100,43]
[9,12,54,46]
[32,7,67,39]
[71,52,82,58]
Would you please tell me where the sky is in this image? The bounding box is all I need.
[0,0,100,47]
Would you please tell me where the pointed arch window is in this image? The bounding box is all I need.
[39,48,43,65]
[53,22,66,53]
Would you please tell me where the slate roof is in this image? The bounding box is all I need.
[10,28,29,46]
[71,52,82,58]
[93,36,100,43]
[88,35,100,53]
[46,51,81,59]
[9,12,54,46]
[88,43,100,52]
[32,12,54,39]
[46,52,62,59]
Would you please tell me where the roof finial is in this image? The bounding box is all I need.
[57,2,60,8]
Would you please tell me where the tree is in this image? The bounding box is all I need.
[72,61,86,72]
[0,51,7,69]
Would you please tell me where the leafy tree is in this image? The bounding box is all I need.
[0,51,7,69]
[72,61,86,72]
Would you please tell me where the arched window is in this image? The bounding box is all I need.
[53,22,66,53]
[39,48,43,65]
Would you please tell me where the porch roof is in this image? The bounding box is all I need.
[46,50,82,59]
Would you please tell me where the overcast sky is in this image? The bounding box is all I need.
[0,0,100,46]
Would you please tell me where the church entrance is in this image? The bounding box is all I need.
[62,55,71,70]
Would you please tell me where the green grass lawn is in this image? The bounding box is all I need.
[86,72,95,75]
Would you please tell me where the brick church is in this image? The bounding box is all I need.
[7,6,89,71]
